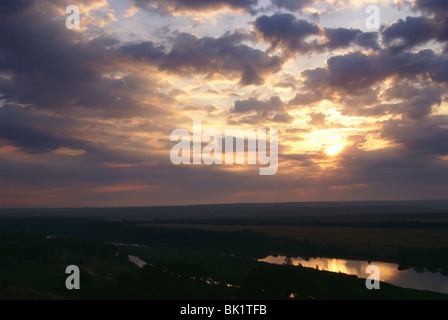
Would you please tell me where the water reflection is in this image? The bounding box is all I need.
[259,255,448,294]
[128,255,147,268]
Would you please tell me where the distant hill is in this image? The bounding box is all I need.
[1,199,448,220]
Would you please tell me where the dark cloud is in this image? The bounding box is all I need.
[229,96,293,124]
[337,88,380,116]
[412,0,448,51]
[380,115,448,156]
[0,0,32,14]
[428,54,448,82]
[301,49,448,94]
[382,81,442,119]
[254,14,380,55]
[308,112,326,128]
[414,0,448,15]
[339,81,442,119]
[439,18,448,42]
[337,145,448,188]
[322,52,386,91]
[298,48,448,120]
[323,28,380,51]
[0,2,153,119]
[288,91,324,106]
[118,41,166,62]
[254,13,320,53]
[0,105,80,154]
[382,16,439,53]
[281,152,323,168]
[0,104,157,165]
[120,32,282,85]
[271,0,314,12]
[131,0,258,14]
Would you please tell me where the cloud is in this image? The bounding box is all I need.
[381,80,442,119]
[380,115,448,156]
[301,49,448,95]
[0,105,87,154]
[337,145,448,189]
[254,13,380,55]
[411,0,448,51]
[0,0,31,14]
[307,112,346,129]
[298,48,448,120]
[414,0,448,16]
[271,0,315,12]
[337,80,442,120]
[130,0,259,14]
[0,2,154,119]
[118,41,167,62]
[120,32,282,85]
[308,112,326,128]
[229,96,293,124]
[288,91,324,106]
[323,28,380,51]
[254,13,320,53]
[0,104,158,164]
[382,16,439,53]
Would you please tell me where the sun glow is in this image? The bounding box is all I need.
[325,144,344,156]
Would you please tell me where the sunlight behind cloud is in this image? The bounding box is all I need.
[325,144,344,156]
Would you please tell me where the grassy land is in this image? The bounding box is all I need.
[1,231,446,300]
[1,216,448,300]
[139,224,448,247]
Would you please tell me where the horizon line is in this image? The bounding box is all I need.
[2,198,448,211]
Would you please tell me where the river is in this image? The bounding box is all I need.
[259,255,448,294]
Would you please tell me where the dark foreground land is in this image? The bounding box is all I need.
[0,200,447,300]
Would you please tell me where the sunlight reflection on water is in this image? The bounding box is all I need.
[259,255,448,294]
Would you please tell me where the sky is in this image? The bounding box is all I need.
[0,0,448,207]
